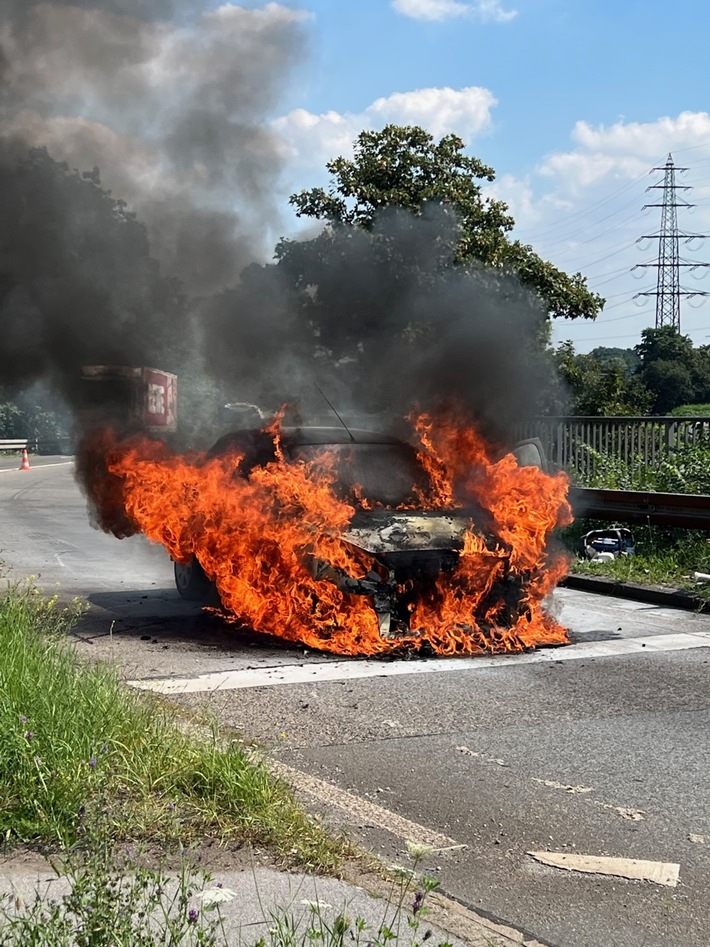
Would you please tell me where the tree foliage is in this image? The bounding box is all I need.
[555,327,710,417]
[284,125,604,321]
[635,326,710,414]
[554,341,650,416]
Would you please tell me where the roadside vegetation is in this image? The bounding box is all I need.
[0,832,451,947]
[0,580,343,870]
[569,440,710,494]
[560,438,710,597]
[0,581,464,946]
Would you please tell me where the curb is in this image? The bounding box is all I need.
[560,573,710,613]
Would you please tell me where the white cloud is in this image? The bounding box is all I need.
[392,0,517,23]
[570,111,710,159]
[492,112,710,350]
[535,112,710,199]
[368,86,497,139]
[474,0,518,22]
[272,86,497,176]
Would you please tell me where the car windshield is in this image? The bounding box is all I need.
[291,443,429,507]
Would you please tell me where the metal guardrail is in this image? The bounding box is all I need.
[0,439,28,451]
[570,487,710,529]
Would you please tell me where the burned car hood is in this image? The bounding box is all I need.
[343,508,478,555]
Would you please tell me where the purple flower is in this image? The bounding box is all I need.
[88,757,97,768]
[187,909,199,924]
[19,715,28,724]
[167,803,175,812]
[24,731,34,741]
[412,891,424,915]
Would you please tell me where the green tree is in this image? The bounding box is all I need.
[0,146,195,436]
[635,327,698,414]
[285,125,603,321]
[554,341,650,416]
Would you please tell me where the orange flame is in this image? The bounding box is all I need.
[78,412,572,657]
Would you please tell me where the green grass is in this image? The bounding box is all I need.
[0,581,344,870]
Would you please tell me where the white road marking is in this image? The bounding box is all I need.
[528,851,680,888]
[128,630,710,694]
[266,757,460,850]
[0,460,74,474]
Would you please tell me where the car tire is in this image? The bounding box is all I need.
[174,557,212,602]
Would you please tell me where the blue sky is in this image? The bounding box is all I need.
[269,0,710,352]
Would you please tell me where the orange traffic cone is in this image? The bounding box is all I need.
[19,449,31,471]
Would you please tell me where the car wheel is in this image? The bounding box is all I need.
[174,557,212,602]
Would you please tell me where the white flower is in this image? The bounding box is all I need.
[406,841,435,859]
[198,887,237,905]
[300,899,332,911]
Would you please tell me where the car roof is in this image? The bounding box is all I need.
[280,426,405,446]
[208,426,412,460]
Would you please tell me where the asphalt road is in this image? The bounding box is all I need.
[2,458,709,947]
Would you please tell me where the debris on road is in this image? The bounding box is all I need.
[594,802,645,821]
[532,778,593,794]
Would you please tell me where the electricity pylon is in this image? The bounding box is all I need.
[633,153,710,331]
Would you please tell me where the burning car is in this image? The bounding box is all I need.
[175,426,471,632]
[80,413,571,655]
[165,423,570,653]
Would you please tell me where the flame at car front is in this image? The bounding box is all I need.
[77,412,573,656]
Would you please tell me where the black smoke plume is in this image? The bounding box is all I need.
[0,0,307,420]
[0,1,560,449]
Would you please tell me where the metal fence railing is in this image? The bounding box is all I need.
[515,417,710,479]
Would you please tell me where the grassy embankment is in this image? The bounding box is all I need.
[0,581,343,869]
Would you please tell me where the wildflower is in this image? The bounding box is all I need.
[100,743,109,754]
[167,802,175,812]
[88,757,97,768]
[405,841,434,860]
[187,908,199,924]
[24,731,34,741]
[412,891,424,915]
[19,715,28,724]
[199,887,237,906]
[300,899,333,911]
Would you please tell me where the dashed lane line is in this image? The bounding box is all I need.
[128,630,710,695]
